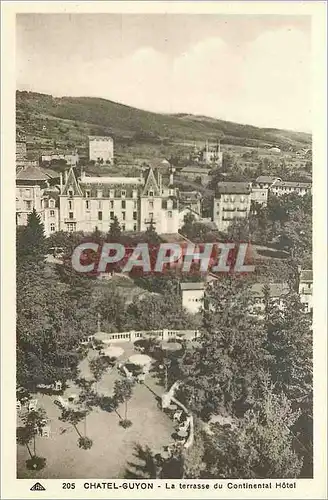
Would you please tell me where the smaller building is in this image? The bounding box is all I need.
[179,191,202,215]
[298,269,313,313]
[89,136,114,164]
[250,283,289,314]
[179,166,211,185]
[41,151,79,166]
[270,181,312,197]
[180,282,205,314]
[16,140,27,161]
[213,182,252,232]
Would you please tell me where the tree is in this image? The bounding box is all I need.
[17,209,46,263]
[18,408,48,469]
[107,216,121,242]
[178,277,268,419]
[59,407,93,449]
[113,379,134,427]
[201,386,303,479]
[89,356,112,390]
[145,219,161,245]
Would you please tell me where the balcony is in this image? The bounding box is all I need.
[64,217,77,223]
[144,218,157,225]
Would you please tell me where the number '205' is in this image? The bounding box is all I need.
[62,483,75,489]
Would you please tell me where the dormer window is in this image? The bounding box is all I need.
[167,199,173,210]
[49,199,55,208]
[121,190,126,198]
[68,189,73,198]
[97,189,103,198]
[132,190,138,198]
[149,190,154,197]
[85,190,91,198]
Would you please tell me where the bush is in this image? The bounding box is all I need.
[26,456,47,470]
[119,419,133,429]
[78,436,93,450]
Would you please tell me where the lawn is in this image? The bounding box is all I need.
[17,343,175,479]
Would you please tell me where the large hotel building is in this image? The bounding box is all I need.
[16,165,179,237]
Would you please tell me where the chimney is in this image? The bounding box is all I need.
[169,169,174,186]
[60,172,63,193]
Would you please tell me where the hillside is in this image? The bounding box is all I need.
[16,91,311,156]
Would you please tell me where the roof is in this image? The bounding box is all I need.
[16,165,60,181]
[179,191,202,201]
[272,181,312,189]
[255,176,277,183]
[299,270,313,282]
[180,282,206,291]
[216,182,251,195]
[88,135,113,141]
[80,174,143,185]
[250,283,289,298]
[180,166,211,174]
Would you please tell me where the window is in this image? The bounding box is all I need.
[49,199,55,208]
[149,201,154,209]
[50,223,55,232]
[24,188,31,197]
[167,199,173,209]
[110,200,114,209]
[69,212,74,219]
[109,189,115,198]
[98,211,102,221]
[97,189,103,198]
[133,201,137,209]
[25,200,32,210]
[121,200,126,209]
[69,200,73,210]
[110,211,114,219]
[149,190,154,197]
[168,211,172,218]
[133,211,137,220]
[149,212,154,219]
[132,190,138,198]
[67,223,75,232]
[86,200,90,210]
[68,189,73,198]
[230,196,235,202]
[98,201,102,210]
[85,190,90,198]
[121,190,126,198]
[133,224,137,231]
[122,212,126,220]
[50,210,55,217]
[122,224,125,231]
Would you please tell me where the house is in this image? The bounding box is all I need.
[16,165,60,236]
[270,181,312,197]
[88,136,114,164]
[180,282,205,314]
[58,166,179,234]
[201,141,223,166]
[179,166,211,185]
[179,191,202,215]
[298,269,313,313]
[213,182,252,232]
[178,206,201,229]
[41,151,79,166]
[250,282,290,313]
[16,140,27,161]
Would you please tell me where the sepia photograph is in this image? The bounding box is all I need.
[1,2,327,498]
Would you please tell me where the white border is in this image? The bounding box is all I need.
[1,2,327,499]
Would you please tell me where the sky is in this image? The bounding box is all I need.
[16,14,312,132]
